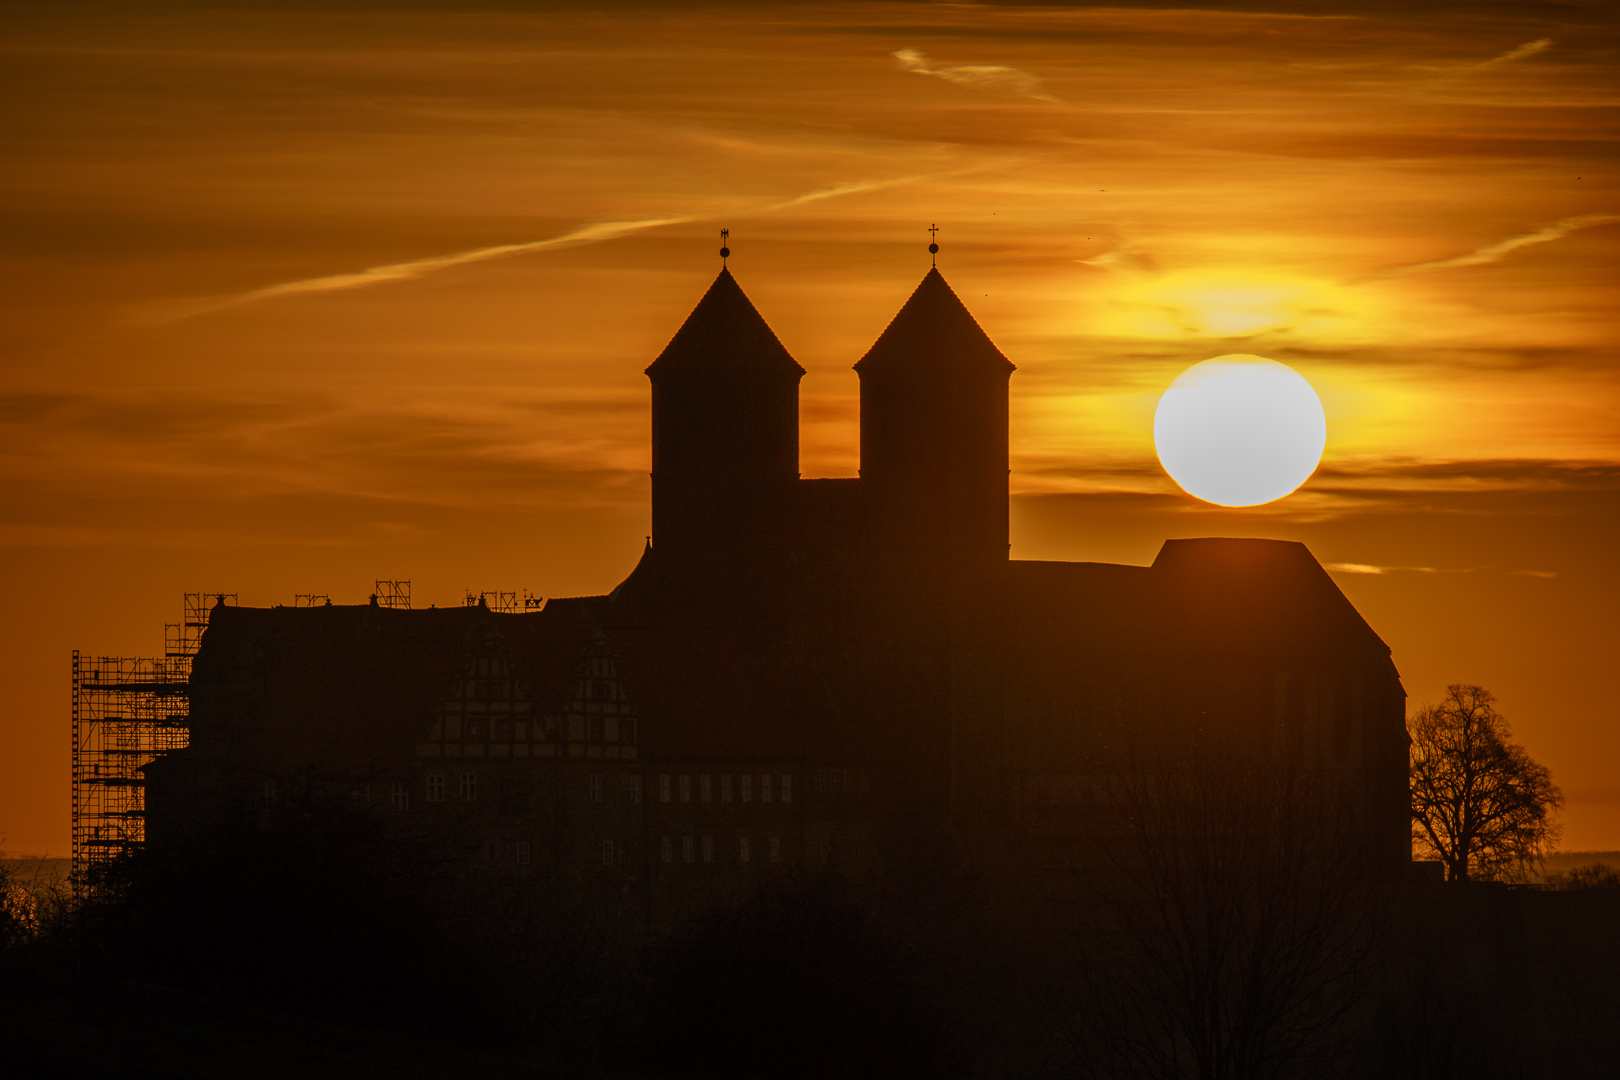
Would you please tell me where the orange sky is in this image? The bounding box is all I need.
[3,1,1617,856]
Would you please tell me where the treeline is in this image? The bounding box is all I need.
[0,802,984,1078]
[5,695,1618,1078]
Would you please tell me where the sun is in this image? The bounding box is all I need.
[1153,355,1326,507]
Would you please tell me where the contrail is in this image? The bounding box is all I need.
[1478,38,1552,68]
[1380,214,1619,276]
[156,216,690,322]
[155,175,933,323]
[764,176,923,210]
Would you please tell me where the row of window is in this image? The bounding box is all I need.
[658,773,791,805]
[478,838,531,864]
[812,769,867,795]
[658,834,781,865]
[420,773,478,803]
[397,771,796,809]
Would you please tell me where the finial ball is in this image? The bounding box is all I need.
[928,243,939,255]
[719,246,731,259]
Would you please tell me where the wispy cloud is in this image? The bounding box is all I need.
[154,176,927,324]
[763,176,922,210]
[1380,214,1619,276]
[153,217,690,323]
[1325,562,1559,579]
[1077,240,1158,274]
[1478,38,1553,68]
[892,49,1056,102]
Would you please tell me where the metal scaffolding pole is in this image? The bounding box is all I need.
[70,592,234,891]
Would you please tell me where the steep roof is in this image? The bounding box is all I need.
[1147,538,1390,658]
[854,267,1014,376]
[645,268,804,380]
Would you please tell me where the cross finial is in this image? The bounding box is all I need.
[927,223,939,267]
[719,228,730,266]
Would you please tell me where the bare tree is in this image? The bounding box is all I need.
[1072,723,1379,1080]
[1409,684,1562,883]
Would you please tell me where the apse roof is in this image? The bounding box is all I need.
[854,267,1014,376]
[645,268,804,380]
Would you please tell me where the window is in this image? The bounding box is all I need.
[769,836,781,863]
[762,774,773,803]
[781,774,792,803]
[721,774,733,802]
[460,772,478,800]
[682,835,695,864]
[701,774,712,803]
[516,841,530,865]
[589,774,603,803]
[739,836,751,863]
[602,840,615,866]
[659,774,671,803]
[630,775,643,804]
[604,717,618,743]
[390,781,409,812]
[661,835,672,864]
[425,774,445,802]
[702,835,714,864]
[679,774,691,803]
[741,774,752,803]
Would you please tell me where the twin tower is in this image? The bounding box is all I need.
[643,266,1016,582]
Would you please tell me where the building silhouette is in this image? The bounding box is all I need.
[146,264,1410,913]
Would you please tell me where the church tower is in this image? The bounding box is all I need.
[855,267,1014,570]
[854,266,1016,842]
[645,268,805,559]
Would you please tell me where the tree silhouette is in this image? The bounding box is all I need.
[1409,684,1562,883]
[1072,721,1378,1080]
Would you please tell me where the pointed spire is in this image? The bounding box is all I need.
[646,268,804,380]
[854,268,1014,376]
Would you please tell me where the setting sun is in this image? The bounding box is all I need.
[1153,355,1327,506]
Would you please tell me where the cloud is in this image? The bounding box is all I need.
[151,176,935,324]
[892,48,1056,102]
[1380,214,1619,276]
[763,176,924,210]
[1477,38,1553,68]
[1313,459,1620,492]
[1077,240,1158,274]
[153,217,690,323]
[1325,562,1559,579]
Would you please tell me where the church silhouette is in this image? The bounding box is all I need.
[148,261,1411,912]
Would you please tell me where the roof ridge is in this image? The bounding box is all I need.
[646,268,805,380]
[854,268,1013,375]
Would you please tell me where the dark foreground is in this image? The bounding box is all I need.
[4,822,1617,1080]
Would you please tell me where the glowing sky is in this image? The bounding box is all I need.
[2,1,1617,855]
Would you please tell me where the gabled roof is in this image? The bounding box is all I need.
[854,267,1014,377]
[1148,538,1391,658]
[645,268,804,380]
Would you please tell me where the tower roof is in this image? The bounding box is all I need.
[646,268,805,380]
[854,267,1014,376]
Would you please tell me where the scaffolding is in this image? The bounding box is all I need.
[374,580,411,609]
[71,592,234,889]
[465,589,518,613]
